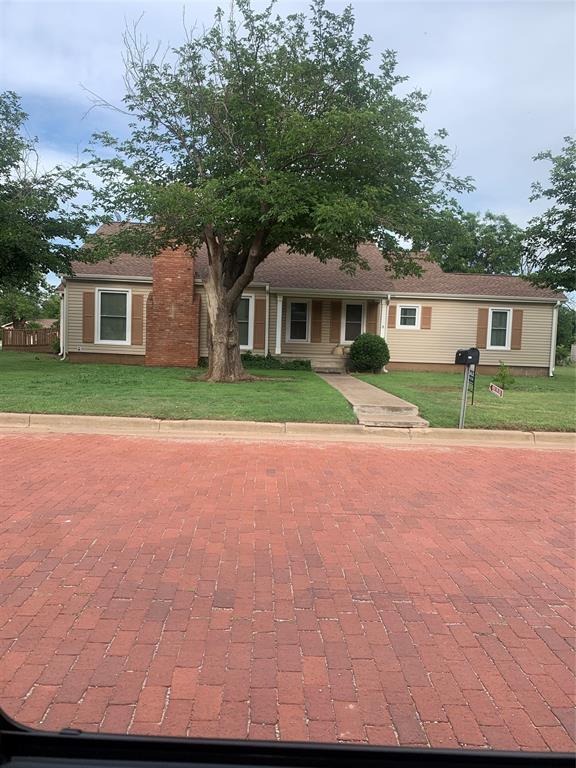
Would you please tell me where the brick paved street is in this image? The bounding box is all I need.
[0,433,574,751]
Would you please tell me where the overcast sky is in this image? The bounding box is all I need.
[1,0,574,229]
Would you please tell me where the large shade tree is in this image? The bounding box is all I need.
[523,136,575,292]
[425,210,524,275]
[86,0,472,381]
[0,91,88,290]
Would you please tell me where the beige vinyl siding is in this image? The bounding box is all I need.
[387,298,554,367]
[66,280,151,356]
[197,285,209,358]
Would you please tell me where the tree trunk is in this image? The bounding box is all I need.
[202,227,270,382]
[204,285,250,382]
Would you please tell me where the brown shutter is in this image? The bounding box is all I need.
[511,309,523,350]
[253,297,266,350]
[387,305,397,328]
[366,301,378,334]
[311,300,323,343]
[476,308,489,349]
[421,306,432,330]
[329,301,341,343]
[131,294,144,346]
[82,291,95,343]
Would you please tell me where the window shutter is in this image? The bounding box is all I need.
[329,301,341,343]
[511,309,523,350]
[388,305,397,328]
[253,297,266,350]
[82,291,95,343]
[366,301,378,334]
[476,308,488,349]
[421,306,432,330]
[131,294,144,346]
[311,300,323,343]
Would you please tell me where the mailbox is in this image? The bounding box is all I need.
[455,347,480,366]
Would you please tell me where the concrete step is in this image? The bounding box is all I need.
[355,404,419,416]
[362,415,430,429]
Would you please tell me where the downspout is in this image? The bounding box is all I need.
[548,301,560,377]
[264,284,270,357]
[59,282,67,361]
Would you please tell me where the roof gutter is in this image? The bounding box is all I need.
[388,292,562,304]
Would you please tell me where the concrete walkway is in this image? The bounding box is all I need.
[318,374,429,428]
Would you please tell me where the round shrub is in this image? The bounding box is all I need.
[348,333,390,373]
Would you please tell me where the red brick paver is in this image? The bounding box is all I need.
[0,433,574,750]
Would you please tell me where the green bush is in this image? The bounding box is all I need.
[241,352,311,370]
[51,336,60,354]
[348,333,390,373]
[555,344,572,365]
[493,361,515,388]
[197,353,311,371]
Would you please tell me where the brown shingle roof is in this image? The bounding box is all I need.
[70,226,562,300]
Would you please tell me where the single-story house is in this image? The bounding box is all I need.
[60,226,564,376]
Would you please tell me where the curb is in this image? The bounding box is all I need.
[0,412,574,449]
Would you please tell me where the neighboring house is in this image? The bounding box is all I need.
[60,226,564,376]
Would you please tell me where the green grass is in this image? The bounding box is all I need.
[0,351,356,423]
[356,366,576,431]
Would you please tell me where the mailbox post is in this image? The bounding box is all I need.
[455,348,480,429]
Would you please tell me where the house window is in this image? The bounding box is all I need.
[236,296,253,349]
[397,305,421,329]
[287,300,309,342]
[343,303,364,342]
[97,290,130,343]
[488,308,511,349]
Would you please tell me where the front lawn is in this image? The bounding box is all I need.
[356,366,576,431]
[0,351,356,423]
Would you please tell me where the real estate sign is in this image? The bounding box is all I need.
[489,383,504,398]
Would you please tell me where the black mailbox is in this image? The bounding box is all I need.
[455,347,480,366]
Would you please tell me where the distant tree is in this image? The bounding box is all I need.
[85,0,472,381]
[0,91,88,290]
[557,304,575,350]
[39,289,61,319]
[425,210,524,274]
[523,137,576,292]
[0,285,42,328]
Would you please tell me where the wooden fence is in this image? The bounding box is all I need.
[2,327,59,353]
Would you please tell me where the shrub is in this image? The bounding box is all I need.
[348,333,390,373]
[555,344,572,365]
[493,361,515,388]
[51,336,61,354]
[241,352,311,370]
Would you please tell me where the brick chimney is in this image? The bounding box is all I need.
[145,246,200,368]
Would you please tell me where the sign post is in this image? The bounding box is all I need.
[454,348,480,429]
[458,366,470,429]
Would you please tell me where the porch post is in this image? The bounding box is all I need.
[275,295,283,355]
[380,298,388,339]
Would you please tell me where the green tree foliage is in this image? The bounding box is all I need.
[0,91,88,290]
[85,0,472,381]
[425,210,524,274]
[524,137,576,292]
[555,304,575,363]
[0,285,42,327]
[39,289,61,319]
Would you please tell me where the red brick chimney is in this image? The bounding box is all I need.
[145,246,200,368]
